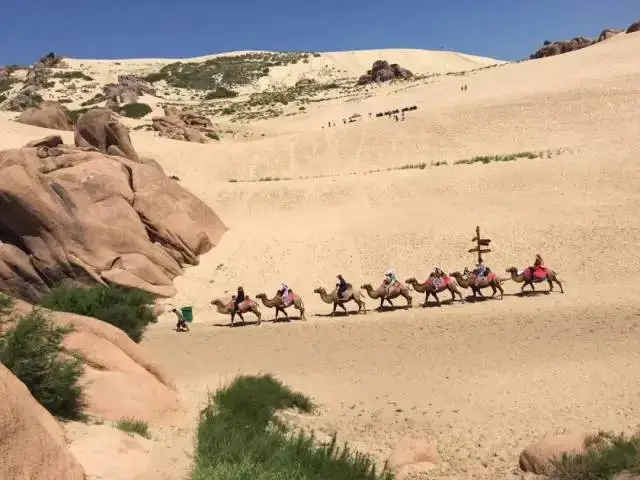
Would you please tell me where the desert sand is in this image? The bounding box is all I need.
[3,35,640,479]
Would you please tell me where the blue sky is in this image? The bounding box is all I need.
[1,0,637,65]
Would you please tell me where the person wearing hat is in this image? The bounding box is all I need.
[336,274,349,300]
[171,308,190,332]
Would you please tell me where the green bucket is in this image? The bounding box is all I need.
[180,306,193,322]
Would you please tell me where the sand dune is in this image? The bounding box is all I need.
[3,32,640,479]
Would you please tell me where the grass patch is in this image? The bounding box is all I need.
[116,418,151,439]
[192,373,393,480]
[119,102,152,119]
[66,107,90,123]
[80,93,106,107]
[548,431,640,479]
[206,132,220,140]
[454,151,541,165]
[0,306,85,420]
[204,86,238,100]
[52,71,93,81]
[40,285,158,343]
[0,77,19,94]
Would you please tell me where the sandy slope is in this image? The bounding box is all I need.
[3,33,640,479]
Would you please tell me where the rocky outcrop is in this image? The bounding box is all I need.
[356,60,413,85]
[152,106,217,143]
[103,75,157,108]
[628,19,640,34]
[0,124,227,302]
[529,37,595,59]
[0,363,86,480]
[17,100,74,131]
[598,28,624,42]
[37,52,66,69]
[74,108,141,161]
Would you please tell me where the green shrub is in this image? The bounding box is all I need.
[548,430,640,479]
[204,86,238,100]
[119,102,152,119]
[0,293,14,320]
[206,132,220,140]
[192,373,393,480]
[0,308,85,420]
[80,93,106,107]
[40,285,157,343]
[0,77,19,94]
[143,72,166,83]
[66,107,90,123]
[0,93,6,103]
[52,71,93,81]
[116,418,151,439]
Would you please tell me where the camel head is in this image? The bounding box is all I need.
[505,267,518,274]
[211,299,223,307]
[405,277,418,285]
[360,283,373,291]
[450,271,463,278]
[313,287,326,295]
[255,293,267,299]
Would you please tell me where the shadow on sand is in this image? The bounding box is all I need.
[312,309,365,318]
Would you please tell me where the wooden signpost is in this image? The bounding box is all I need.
[468,225,492,264]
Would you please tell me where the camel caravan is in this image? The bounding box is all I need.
[209,227,565,326]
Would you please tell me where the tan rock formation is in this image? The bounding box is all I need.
[18,100,74,131]
[0,363,86,480]
[151,106,217,143]
[519,433,587,474]
[0,135,227,302]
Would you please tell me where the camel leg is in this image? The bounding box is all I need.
[386,298,395,308]
[423,291,430,307]
[546,276,554,292]
[497,282,504,300]
[330,302,337,316]
[274,307,279,321]
[252,307,261,325]
[339,302,348,314]
[432,291,441,307]
[280,307,290,320]
[554,276,564,294]
[230,310,235,326]
[453,287,464,303]
[490,285,497,298]
[359,299,367,315]
[404,294,412,308]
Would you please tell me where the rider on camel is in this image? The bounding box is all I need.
[528,254,544,278]
[336,274,349,300]
[232,286,245,312]
[473,260,489,279]
[431,265,446,287]
[277,283,291,303]
[384,269,399,293]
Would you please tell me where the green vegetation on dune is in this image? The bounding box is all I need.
[192,373,393,480]
[40,284,158,343]
[0,77,19,94]
[0,294,85,421]
[549,431,640,479]
[52,70,94,82]
[145,52,316,90]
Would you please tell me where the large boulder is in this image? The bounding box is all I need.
[151,106,217,143]
[18,100,74,131]
[356,60,413,85]
[0,363,86,480]
[519,433,587,474]
[9,298,179,423]
[74,108,140,161]
[0,138,227,302]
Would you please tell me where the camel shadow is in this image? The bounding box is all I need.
[512,290,552,298]
[422,299,458,308]
[212,320,261,328]
[313,309,363,318]
[375,304,412,312]
[463,294,500,303]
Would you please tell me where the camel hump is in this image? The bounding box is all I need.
[525,266,550,280]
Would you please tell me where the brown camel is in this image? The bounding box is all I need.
[313,284,367,316]
[360,282,412,310]
[256,292,306,321]
[505,266,564,293]
[449,270,505,300]
[405,276,464,307]
[211,298,262,325]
